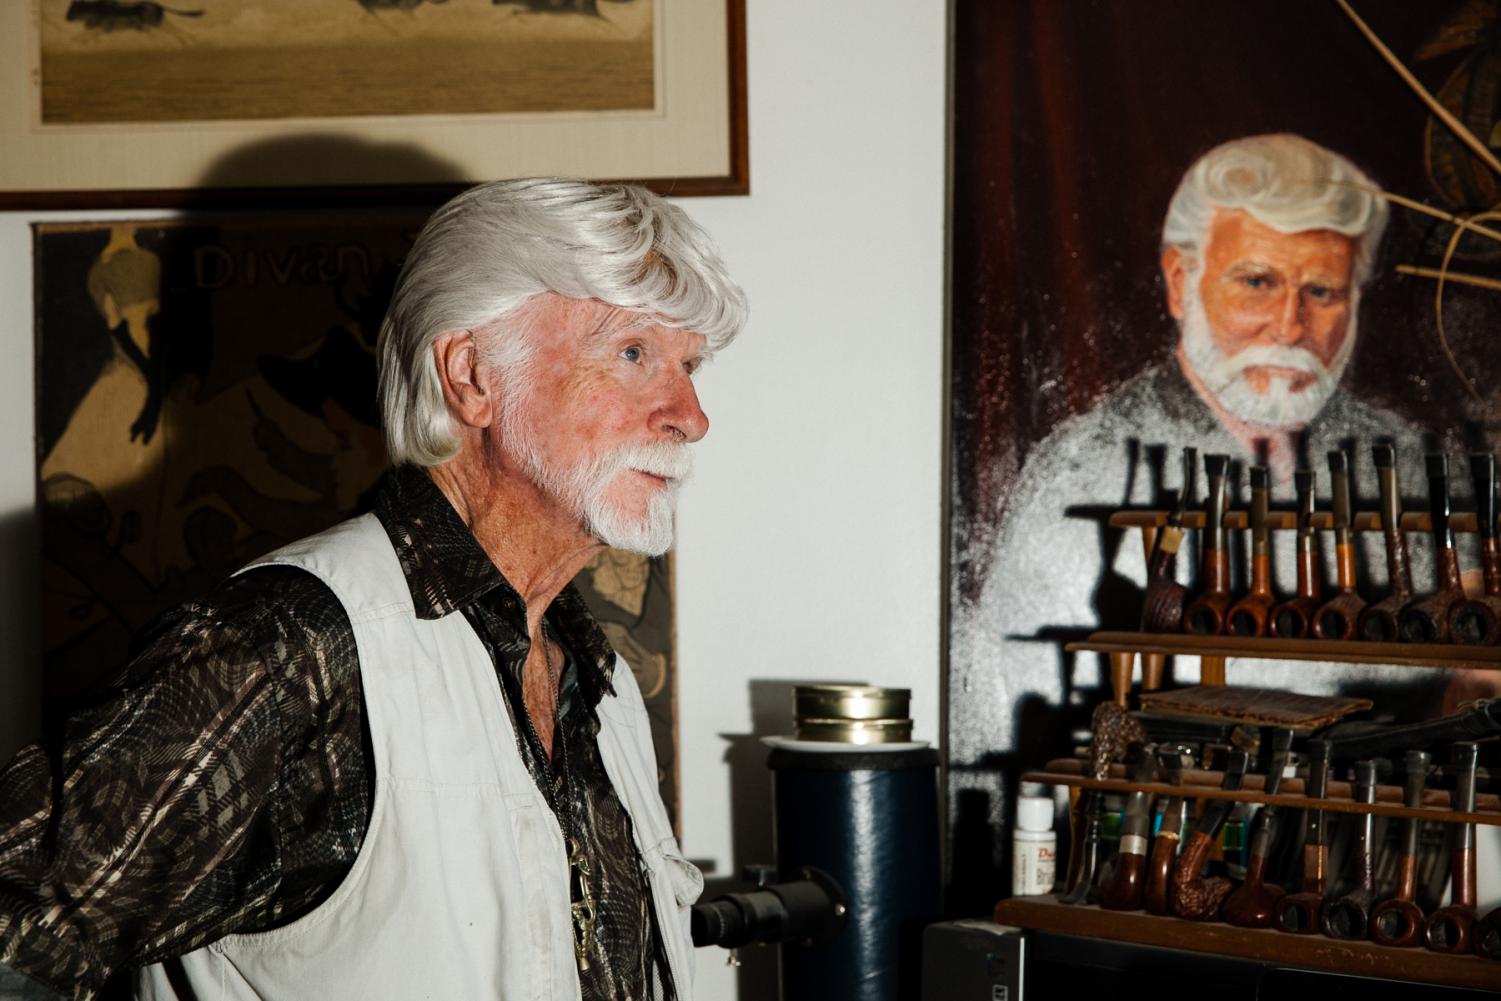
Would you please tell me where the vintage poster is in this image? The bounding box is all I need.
[38,0,654,123]
[947,0,1501,908]
[35,214,682,823]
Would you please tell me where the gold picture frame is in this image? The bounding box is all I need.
[4,0,746,207]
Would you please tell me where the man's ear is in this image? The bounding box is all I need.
[1161,245,1189,321]
[433,328,496,430]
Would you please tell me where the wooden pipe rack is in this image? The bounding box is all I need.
[1026,756,1501,826]
[991,506,1501,990]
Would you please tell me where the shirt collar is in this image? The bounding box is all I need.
[372,464,617,700]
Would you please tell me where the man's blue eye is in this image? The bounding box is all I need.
[1306,285,1329,300]
[622,346,642,363]
[1244,275,1268,289]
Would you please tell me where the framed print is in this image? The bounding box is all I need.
[3,0,747,207]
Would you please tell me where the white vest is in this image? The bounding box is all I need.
[136,514,701,1001]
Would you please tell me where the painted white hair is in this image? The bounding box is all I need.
[1161,133,1389,286]
[377,177,747,467]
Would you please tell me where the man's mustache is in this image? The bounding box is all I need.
[1206,344,1331,392]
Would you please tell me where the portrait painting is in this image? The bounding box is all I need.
[945,0,1501,908]
[34,214,683,824]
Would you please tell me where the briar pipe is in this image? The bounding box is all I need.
[1271,470,1321,638]
[1424,741,1481,953]
[1369,749,1432,948]
[1099,745,1159,911]
[1184,454,1233,635]
[1227,466,1275,637]
[1170,743,1255,920]
[1320,699,1501,761]
[1144,744,1196,916]
[1450,453,1501,644]
[1141,447,1197,633]
[1475,906,1501,960]
[1400,454,1465,643]
[1274,739,1334,934]
[1222,728,1295,927]
[1358,444,1414,641]
[1319,759,1380,939]
[1313,451,1366,640]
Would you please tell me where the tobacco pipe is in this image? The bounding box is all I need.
[1144,744,1196,916]
[1450,453,1501,644]
[1227,466,1275,637]
[1141,447,1197,633]
[1319,759,1380,939]
[1424,741,1481,953]
[1319,699,1501,760]
[1400,454,1466,643]
[1312,450,1366,640]
[1184,454,1233,635]
[1222,728,1294,927]
[1063,704,1149,905]
[1357,444,1414,641]
[1476,906,1501,960]
[1369,749,1432,948]
[1099,745,1158,911]
[1270,470,1321,638]
[1273,739,1334,934]
[1170,741,1255,920]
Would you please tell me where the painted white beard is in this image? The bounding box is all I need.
[1178,280,1355,429]
[502,409,693,556]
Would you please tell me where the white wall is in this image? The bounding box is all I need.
[0,2,949,996]
[674,4,947,995]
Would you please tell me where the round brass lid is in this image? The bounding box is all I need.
[793,684,910,722]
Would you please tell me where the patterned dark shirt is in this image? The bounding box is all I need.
[0,465,671,1001]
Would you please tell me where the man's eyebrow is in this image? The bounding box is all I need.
[585,310,656,344]
[1223,260,1277,275]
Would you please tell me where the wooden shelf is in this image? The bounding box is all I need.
[1108,509,1478,533]
[1069,631,1501,671]
[1025,758,1501,825]
[993,895,1501,991]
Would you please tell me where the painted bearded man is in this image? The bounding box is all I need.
[949,133,1443,858]
[0,179,746,1001]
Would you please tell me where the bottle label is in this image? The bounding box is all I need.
[1012,837,1056,896]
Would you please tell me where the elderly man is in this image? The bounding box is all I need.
[948,133,1444,869]
[0,178,745,1000]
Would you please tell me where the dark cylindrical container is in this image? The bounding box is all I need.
[769,745,941,1001]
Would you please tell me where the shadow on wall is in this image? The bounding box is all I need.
[714,677,858,999]
[193,133,468,207]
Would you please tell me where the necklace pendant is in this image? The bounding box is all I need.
[568,837,597,970]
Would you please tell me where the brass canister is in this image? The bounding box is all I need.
[792,684,912,743]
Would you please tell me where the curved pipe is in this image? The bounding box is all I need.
[1369,750,1432,948]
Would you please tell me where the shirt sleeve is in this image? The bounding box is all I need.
[0,567,368,998]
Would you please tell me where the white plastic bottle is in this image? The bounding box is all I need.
[1012,787,1057,896]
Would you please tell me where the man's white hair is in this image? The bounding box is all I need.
[1161,133,1389,286]
[377,177,747,467]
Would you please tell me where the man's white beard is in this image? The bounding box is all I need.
[1178,278,1355,429]
[502,400,692,556]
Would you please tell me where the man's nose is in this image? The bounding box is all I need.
[658,373,709,443]
[1267,288,1307,345]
